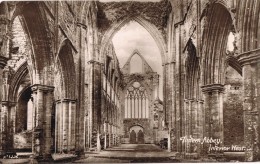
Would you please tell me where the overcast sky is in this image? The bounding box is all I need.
[112,21,163,99]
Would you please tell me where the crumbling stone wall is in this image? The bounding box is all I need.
[13,131,32,151]
[223,66,243,146]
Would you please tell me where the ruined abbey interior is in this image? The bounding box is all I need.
[0,0,259,162]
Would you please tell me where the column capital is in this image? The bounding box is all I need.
[184,98,194,102]
[55,99,61,103]
[196,99,204,103]
[244,110,259,115]
[0,15,10,25]
[201,84,225,93]
[0,56,8,69]
[237,48,260,66]
[187,98,195,102]
[1,101,16,107]
[162,61,175,66]
[31,84,54,93]
[87,60,103,65]
[62,98,77,103]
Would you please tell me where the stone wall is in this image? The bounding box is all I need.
[223,66,244,146]
[13,131,32,151]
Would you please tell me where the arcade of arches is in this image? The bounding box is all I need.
[0,0,259,162]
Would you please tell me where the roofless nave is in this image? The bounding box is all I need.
[0,0,259,162]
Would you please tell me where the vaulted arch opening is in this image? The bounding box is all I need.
[200,3,236,154]
[96,16,165,148]
[11,2,54,85]
[223,65,244,147]
[183,40,203,154]
[201,3,233,85]
[53,40,77,154]
[54,40,77,100]
[1,2,56,157]
[5,62,34,153]
[130,54,143,74]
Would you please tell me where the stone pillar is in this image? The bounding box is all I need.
[183,99,188,156]
[190,99,197,154]
[197,99,204,156]
[109,123,112,147]
[242,64,258,160]
[55,100,61,153]
[0,56,8,156]
[186,99,197,156]
[88,60,102,150]
[1,101,16,152]
[201,84,224,154]
[55,99,76,153]
[69,100,76,152]
[31,84,54,160]
[1,101,8,153]
[62,99,69,152]
[104,121,108,149]
[237,49,260,161]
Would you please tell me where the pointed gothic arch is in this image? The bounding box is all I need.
[55,39,77,100]
[201,3,233,85]
[185,40,200,99]
[99,16,167,64]
[11,2,54,85]
[122,49,154,75]
[8,62,30,102]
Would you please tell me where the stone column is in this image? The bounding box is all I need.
[55,100,61,153]
[69,100,76,152]
[201,84,224,154]
[1,101,8,153]
[55,99,76,153]
[62,99,69,152]
[237,51,260,161]
[88,60,102,150]
[31,84,54,160]
[109,123,112,147]
[0,56,8,156]
[1,101,16,152]
[190,99,197,155]
[183,99,188,156]
[197,99,204,156]
[104,121,108,149]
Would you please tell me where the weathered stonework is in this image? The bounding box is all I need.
[97,0,171,37]
[0,0,259,162]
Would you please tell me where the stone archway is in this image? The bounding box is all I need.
[3,2,55,159]
[11,2,55,85]
[200,2,234,150]
[54,39,77,154]
[129,125,144,144]
[99,16,167,64]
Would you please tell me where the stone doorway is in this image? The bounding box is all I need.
[130,130,137,144]
[129,125,145,144]
[137,130,144,144]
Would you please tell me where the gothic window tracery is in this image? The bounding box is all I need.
[125,81,149,118]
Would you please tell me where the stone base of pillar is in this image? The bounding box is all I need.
[35,154,54,162]
[185,153,199,159]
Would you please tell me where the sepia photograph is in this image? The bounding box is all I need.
[0,0,259,163]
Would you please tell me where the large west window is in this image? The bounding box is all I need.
[125,82,149,118]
